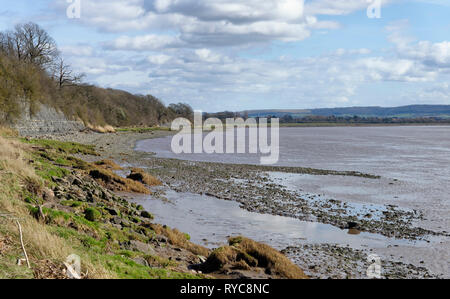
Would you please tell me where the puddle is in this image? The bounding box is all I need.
[125,189,427,251]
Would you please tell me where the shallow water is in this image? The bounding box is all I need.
[135,126,450,277]
[136,126,450,231]
[127,190,424,251]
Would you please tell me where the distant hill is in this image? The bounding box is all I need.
[244,105,450,119]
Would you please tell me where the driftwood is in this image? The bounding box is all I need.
[0,212,31,269]
[15,220,31,269]
[37,205,46,222]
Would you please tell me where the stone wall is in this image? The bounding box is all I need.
[12,101,85,136]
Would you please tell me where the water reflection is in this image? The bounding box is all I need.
[125,189,423,251]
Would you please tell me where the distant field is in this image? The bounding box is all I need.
[279,122,450,127]
[244,105,450,119]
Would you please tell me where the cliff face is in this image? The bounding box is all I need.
[12,101,85,136]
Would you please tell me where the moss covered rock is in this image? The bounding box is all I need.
[84,207,101,222]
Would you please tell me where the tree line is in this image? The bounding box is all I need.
[0,22,193,127]
[204,111,450,125]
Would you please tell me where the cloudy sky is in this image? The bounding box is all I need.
[1,0,450,111]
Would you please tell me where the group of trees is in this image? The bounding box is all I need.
[204,111,450,125]
[279,114,450,124]
[0,22,192,127]
[0,23,82,89]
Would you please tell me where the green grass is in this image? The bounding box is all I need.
[49,222,202,279]
[2,137,206,279]
[100,254,201,279]
[26,140,93,183]
[32,156,70,182]
[0,254,34,279]
[22,139,98,156]
[116,127,171,133]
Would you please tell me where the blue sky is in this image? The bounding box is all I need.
[1,0,450,111]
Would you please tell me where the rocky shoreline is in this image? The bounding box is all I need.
[43,130,447,279]
[49,131,447,240]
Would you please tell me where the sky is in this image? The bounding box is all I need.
[1,0,450,112]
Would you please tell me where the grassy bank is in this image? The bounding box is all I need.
[0,127,306,279]
[116,127,172,133]
[0,129,202,278]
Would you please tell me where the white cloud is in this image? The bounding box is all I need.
[304,0,392,16]
[106,34,183,51]
[60,45,94,56]
[49,0,450,110]
[147,54,172,65]
[404,41,450,67]
[54,0,341,48]
[153,0,305,22]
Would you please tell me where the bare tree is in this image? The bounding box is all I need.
[52,57,84,88]
[0,31,22,59]
[13,22,59,67]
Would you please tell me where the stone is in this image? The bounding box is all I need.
[127,240,155,255]
[72,178,83,187]
[141,211,153,219]
[347,222,359,229]
[11,101,85,136]
[133,257,149,267]
[157,236,168,243]
[42,188,55,201]
[110,216,122,225]
[105,207,119,216]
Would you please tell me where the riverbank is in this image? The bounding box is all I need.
[279,122,450,127]
[47,129,448,278]
[53,130,447,240]
[0,129,306,279]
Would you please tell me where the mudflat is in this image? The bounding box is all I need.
[48,127,450,279]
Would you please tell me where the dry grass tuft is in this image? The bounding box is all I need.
[94,159,123,170]
[0,135,112,279]
[87,124,116,134]
[33,259,68,279]
[0,126,18,137]
[0,135,36,179]
[150,224,210,257]
[127,168,162,187]
[230,236,307,279]
[202,236,308,279]
[89,167,151,194]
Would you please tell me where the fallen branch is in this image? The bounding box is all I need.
[0,212,32,269]
[15,220,31,269]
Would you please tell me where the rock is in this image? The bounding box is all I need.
[133,257,149,267]
[93,189,102,198]
[110,216,122,225]
[120,219,131,228]
[347,222,359,229]
[11,101,85,136]
[42,188,55,201]
[157,236,168,243]
[126,240,155,255]
[72,178,83,187]
[105,207,119,216]
[52,176,66,184]
[84,207,101,222]
[141,211,153,219]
